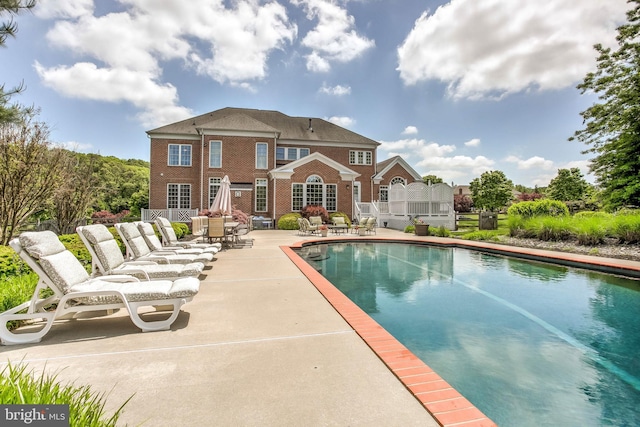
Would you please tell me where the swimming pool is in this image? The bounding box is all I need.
[296,242,640,427]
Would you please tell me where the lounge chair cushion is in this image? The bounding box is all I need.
[138,222,166,252]
[80,225,127,271]
[19,231,66,259]
[119,223,153,259]
[359,217,368,227]
[70,277,200,305]
[332,217,345,225]
[40,251,92,293]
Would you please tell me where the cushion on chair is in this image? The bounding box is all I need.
[359,217,368,227]
[119,223,152,258]
[40,250,92,293]
[332,217,345,225]
[19,231,66,260]
[138,222,164,251]
[80,225,127,271]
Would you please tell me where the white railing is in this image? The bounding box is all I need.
[141,209,199,223]
[355,202,379,219]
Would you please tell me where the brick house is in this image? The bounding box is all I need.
[146,107,420,224]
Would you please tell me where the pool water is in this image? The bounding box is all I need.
[298,242,640,427]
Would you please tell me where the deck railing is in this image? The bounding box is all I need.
[141,209,199,223]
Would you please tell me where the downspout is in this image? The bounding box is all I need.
[272,133,277,225]
[200,130,204,211]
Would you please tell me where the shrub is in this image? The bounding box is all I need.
[90,210,117,224]
[300,205,329,223]
[434,225,450,237]
[1,362,131,427]
[277,213,302,230]
[59,233,92,269]
[0,246,29,279]
[507,199,569,218]
[404,225,415,233]
[529,216,573,241]
[572,217,608,245]
[611,214,640,244]
[462,231,500,242]
[574,211,612,219]
[172,222,190,239]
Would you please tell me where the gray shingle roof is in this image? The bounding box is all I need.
[147,107,379,146]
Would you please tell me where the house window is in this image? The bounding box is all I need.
[255,179,267,212]
[292,183,304,212]
[390,177,405,185]
[208,177,221,207]
[379,185,389,202]
[167,184,191,208]
[209,141,222,168]
[256,142,268,169]
[168,144,191,166]
[276,147,309,161]
[291,175,337,212]
[349,150,372,165]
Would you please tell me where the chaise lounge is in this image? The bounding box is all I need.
[156,217,221,253]
[1,231,200,345]
[77,224,205,280]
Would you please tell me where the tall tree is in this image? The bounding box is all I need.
[469,170,514,211]
[422,174,443,184]
[546,168,589,202]
[570,1,640,210]
[0,114,67,245]
[1,0,36,124]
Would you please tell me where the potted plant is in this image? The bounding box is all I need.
[413,218,429,236]
[319,224,329,237]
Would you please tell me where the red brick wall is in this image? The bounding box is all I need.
[373,163,421,200]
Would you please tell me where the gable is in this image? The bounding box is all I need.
[269,152,360,181]
[373,156,421,183]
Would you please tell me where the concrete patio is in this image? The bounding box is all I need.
[1,228,440,427]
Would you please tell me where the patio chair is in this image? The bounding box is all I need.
[156,217,221,253]
[77,224,204,280]
[1,231,200,345]
[301,218,319,235]
[207,217,227,246]
[365,217,377,234]
[309,216,323,227]
[190,216,210,243]
[115,222,213,265]
[352,217,369,234]
[231,223,253,247]
[138,222,216,257]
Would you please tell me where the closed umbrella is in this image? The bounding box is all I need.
[210,175,232,215]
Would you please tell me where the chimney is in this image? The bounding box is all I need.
[308,118,313,132]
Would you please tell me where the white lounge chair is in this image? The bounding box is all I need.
[77,224,204,280]
[138,222,217,256]
[156,217,222,252]
[115,222,213,264]
[1,231,200,345]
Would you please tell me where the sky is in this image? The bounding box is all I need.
[1,0,631,188]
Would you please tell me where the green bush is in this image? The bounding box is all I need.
[0,274,40,323]
[434,225,451,237]
[462,231,500,242]
[507,199,569,218]
[571,216,608,245]
[404,225,415,233]
[277,213,302,230]
[529,216,573,241]
[574,211,612,219]
[172,222,190,239]
[0,362,131,427]
[0,246,29,278]
[611,214,640,244]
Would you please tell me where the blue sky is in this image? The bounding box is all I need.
[1,0,630,187]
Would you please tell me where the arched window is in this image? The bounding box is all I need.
[292,175,337,211]
[390,176,405,186]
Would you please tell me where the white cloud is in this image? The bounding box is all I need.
[505,155,554,170]
[319,83,351,96]
[464,138,480,147]
[34,0,297,126]
[397,0,629,100]
[326,116,354,127]
[34,0,93,19]
[402,126,418,135]
[51,140,94,152]
[292,0,374,72]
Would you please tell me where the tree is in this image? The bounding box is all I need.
[422,174,443,184]
[51,153,101,234]
[469,170,514,211]
[1,0,37,124]
[570,1,640,210]
[454,194,473,212]
[0,114,68,245]
[546,168,589,202]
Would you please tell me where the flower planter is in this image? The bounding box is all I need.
[320,230,328,237]
[414,224,429,236]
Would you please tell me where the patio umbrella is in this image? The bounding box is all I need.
[210,175,233,215]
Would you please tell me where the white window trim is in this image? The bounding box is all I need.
[256,142,268,169]
[167,183,191,209]
[349,150,372,165]
[209,140,222,168]
[168,144,192,167]
[290,177,338,212]
[276,147,310,161]
[255,178,268,212]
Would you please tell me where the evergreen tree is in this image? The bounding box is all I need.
[571,1,640,210]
